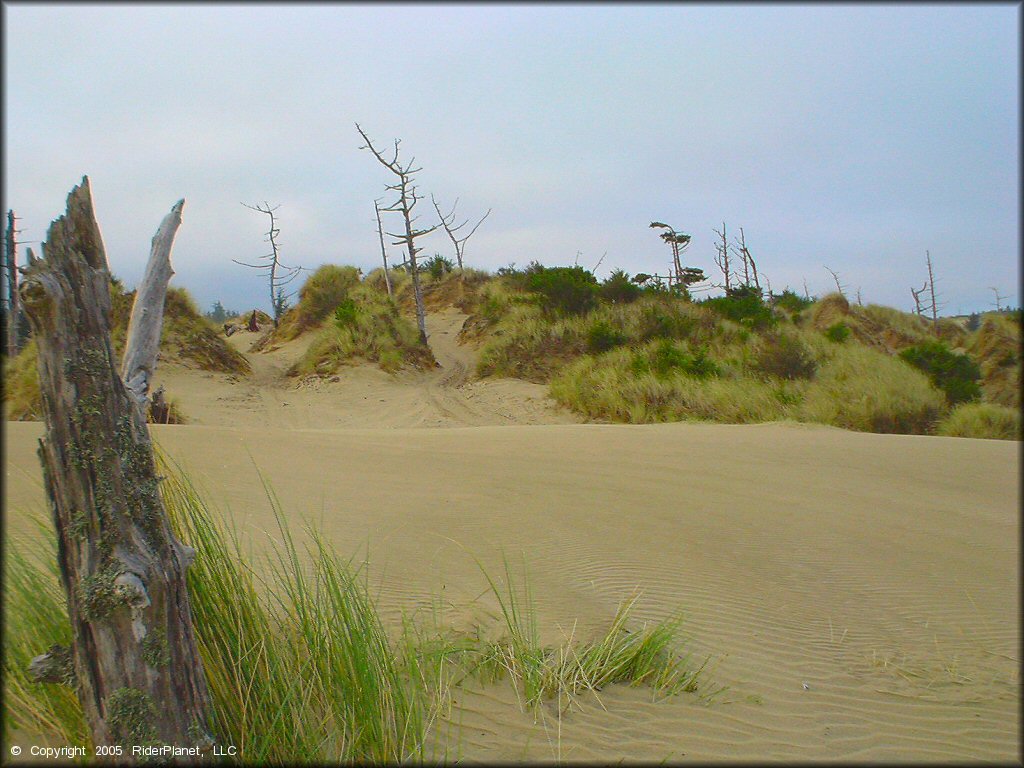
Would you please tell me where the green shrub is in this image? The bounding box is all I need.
[525,266,598,316]
[599,269,642,305]
[421,254,454,280]
[334,299,360,328]
[632,340,720,380]
[935,402,1020,440]
[702,288,776,330]
[587,319,628,353]
[899,340,982,405]
[773,289,814,315]
[824,322,851,343]
[755,333,818,380]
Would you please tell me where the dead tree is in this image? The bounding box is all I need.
[732,227,760,292]
[712,222,731,292]
[19,178,215,754]
[234,202,301,328]
[356,123,439,345]
[911,281,930,316]
[5,209,21,357]
[824,266,846,297]
[925,250,940,332]
[989,286,1008,312]
[431,194,491,274]
[374,199,393,299]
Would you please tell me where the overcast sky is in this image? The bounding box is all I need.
[3,3,1019,316]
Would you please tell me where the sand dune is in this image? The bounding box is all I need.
[4,310,1019,762]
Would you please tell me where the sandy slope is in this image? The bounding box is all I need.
[4,313,1020,762]
[152,308,581,430]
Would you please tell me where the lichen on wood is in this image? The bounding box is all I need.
[18,177,215,756]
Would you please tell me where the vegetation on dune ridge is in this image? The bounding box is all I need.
[3,281,246,421]
[289,282,435,376]
[4,458,717,761]
[463,265,1018,438]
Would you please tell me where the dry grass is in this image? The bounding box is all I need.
[798,343,946,434]
[274,264,363,342]
[964,315,1021,409]
[3,284,245,421]
[288,284,435,376]
[935,402,1020,440]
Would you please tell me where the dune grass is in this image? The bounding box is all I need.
[798,343,945,434]
[288,284,435,376]
[4,459,715,762]
[935,402,1021,440]
[3,283,246,421]
[274,265,362,342]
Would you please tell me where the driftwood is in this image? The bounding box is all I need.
[121,201,183,406]
[19,178,214,757]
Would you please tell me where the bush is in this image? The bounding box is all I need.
[773,289,814,316]
[334,299,360,328]
[755,333,818,380]
[632,340,720,380]
[587,319,628,353]
[525,266,598,317]
[421,254,454,280]
[935,402,1020,440]
[702,288,776,330]
[599,269,641,305]
[899,340,982,405]
[824,322,851,343]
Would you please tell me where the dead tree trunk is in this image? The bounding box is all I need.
[19,178,214,757]
[356,123,439,345]
[374,199,393,299]
[5,209,19,358]
[925,250,939,335]
[431,194,491,274]
[712,222,730,293]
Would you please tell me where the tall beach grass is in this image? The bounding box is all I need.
[4,458,716,762]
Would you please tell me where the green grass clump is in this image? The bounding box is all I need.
[824,322,851,343]
[799,343,945,434]
[898,340,982,406]
[587,319,629,354]
[935,402,1021,440]
[2,341,42,420]
[5,461,716,759]
[3,522,91,750]
[552,344,793,424]
[754,332,818,381]
[290,286,434,376]
[275,265,362,341]
[472,558,722,712]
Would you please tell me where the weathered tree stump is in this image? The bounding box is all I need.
[19,178,214,760]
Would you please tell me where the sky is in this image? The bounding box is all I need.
[2,3,1020,316]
